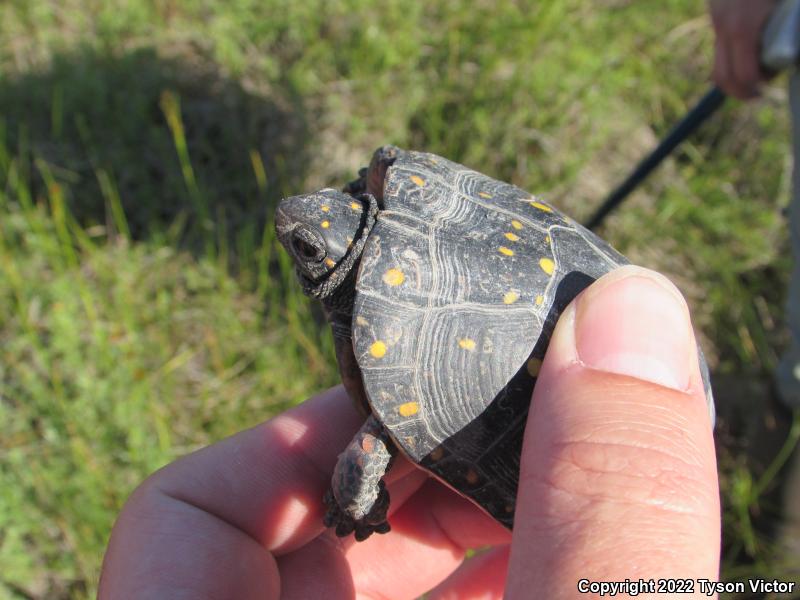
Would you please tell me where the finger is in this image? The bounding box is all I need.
[278,479,511,599]
[731,34,762,99]
[713,30,755,99]
[99,493,282,600]
[506,266,720,597]
[100,386,431,598]
[710,0,778,99]
[124,386,422,556]
[427,546,510,600]
[712,34,734,95]
[99,386,370,598]
[710,6,752,98]
[709,1,736,95]
[387,478,512,549]
[149,385,369,554]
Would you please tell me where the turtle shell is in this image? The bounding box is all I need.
[350,150,709,527]
[346,152,628,527]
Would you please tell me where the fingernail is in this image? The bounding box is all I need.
[574,266,694,391]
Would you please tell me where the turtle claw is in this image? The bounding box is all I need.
[354,520,391,542]
[374,521,391,535]
[323,481,391,541]
[336,521,355,538]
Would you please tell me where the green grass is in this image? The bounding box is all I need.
[0,0,797,597]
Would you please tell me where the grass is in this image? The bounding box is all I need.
[0,0,797,597]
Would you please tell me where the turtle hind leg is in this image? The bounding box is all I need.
[323,414,396,541]
[343,167,369,196]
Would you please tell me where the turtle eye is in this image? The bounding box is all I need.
[293,236,323,262]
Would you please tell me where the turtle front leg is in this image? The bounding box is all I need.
[323,414,397,541]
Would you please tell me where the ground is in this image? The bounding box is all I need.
[0,0,797,597]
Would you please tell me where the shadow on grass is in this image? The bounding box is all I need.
[713,372,800,585]
[0,44,310,248]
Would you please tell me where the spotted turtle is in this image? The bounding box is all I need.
[275,146,715,541]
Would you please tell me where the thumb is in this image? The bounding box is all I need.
[506,265,720,598]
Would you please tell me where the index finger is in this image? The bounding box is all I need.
[145,385,419,555]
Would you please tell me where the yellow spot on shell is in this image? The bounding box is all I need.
[545,235,551,244]
[321,205,330,212]
[429,447,444,461]
[382,268,405,286]
[398,402,419,417]
[346,236,353,247]
[511,220,523,230]
[458,338,476,350]
[504,232,520,242]
[531,201,552,212]
[478,191,492,199]
[535,295,544,306]
[503,291,519,305]
[350,201,361,211]
[370,341,387,358]
[324,258,336,268]
[321,220,330,229]
[539,257,555,275]
[410,175,425,187]
[355,315,368,326]
[527,357,542,377]
[499,246,514,256]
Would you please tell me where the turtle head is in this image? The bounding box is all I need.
[276,189,377,296]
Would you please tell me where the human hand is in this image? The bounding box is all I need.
[709,0,779,99]
[99,266,720,599]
